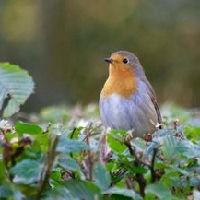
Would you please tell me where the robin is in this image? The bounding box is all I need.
[99,50,162,138]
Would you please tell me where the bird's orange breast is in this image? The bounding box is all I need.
[101,64,137,98]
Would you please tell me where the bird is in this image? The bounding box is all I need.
[99,50,162,138]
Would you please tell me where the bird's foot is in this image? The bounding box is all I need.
[144,133,152,142]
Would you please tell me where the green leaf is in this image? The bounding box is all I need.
[10,159,42,184]
[103,187,140,200]
[0,184,13,198]
[69,127,84,139]
[64,180,100,200]
[160,169,181,187]
[145,183,171,200]
[184,124,200,142]
[131,165,147,174]
[58,155,81,172]
[36,133,49,152]
[107,133,127,154]
[44,180,100,200]
[43,185,74,200]
[0,183,24,200]
[161,135,179,160]
[57,137,88,153]
[93,162,111,191]
[0,159,6,181]
[0,63,34,117]
[51,171,62,182]
[16,122,42,137]
[161,135,192,161]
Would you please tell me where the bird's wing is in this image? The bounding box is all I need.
[141,76,162,124]
[147,81,162,124]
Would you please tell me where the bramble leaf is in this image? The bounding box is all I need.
[57,137,88,153]
[16,122,42,137]
[145,183,171,200]
[58,155,81,172]
[93,162,111,191]
[10,159,42,184]
[0,63,34,117]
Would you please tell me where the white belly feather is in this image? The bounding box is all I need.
[99,81,158,137]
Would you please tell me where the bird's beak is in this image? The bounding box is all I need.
[104,57,112,63]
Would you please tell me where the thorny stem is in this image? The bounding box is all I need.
[82,123,100,181]
[83,122,93,145]
[124,140,146,197]
[100,133,112,164]
[87,151,93,181]
[125,177,135,190]
[124,138,161,196]
[85,123,93,181]
[173,120,179,130]
[36,134,59,200]
[150,147,158,183]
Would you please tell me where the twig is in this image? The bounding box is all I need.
[70,127,77,139]
[173,120,179,130]
[134,162,146,197]
[85,124,93,181]
[125,177,135,190]
[36,134,59,200]
[0,93,11,118]
[100,133,112,164]
[83,122,93,145]
[82,151,97,181]
[82,123,98,181]
[150,147,158,183]
[124,140,146,197]
[69,128,77,158]
[87,152,93,181]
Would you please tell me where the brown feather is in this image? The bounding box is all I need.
[142,76,162,124]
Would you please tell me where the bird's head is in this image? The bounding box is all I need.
[102,50,141,98]
[104,50,140,75]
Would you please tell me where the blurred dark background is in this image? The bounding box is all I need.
[0,0,199,112]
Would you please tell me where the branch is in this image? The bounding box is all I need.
[100,133,112,164]
[150,147,158,183]
[36,134,59,200]
[124,139,146,197]
[82,123,98,181]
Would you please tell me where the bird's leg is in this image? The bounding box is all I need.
[144,133,153,142]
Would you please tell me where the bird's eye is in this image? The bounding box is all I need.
[123,58,128,64]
